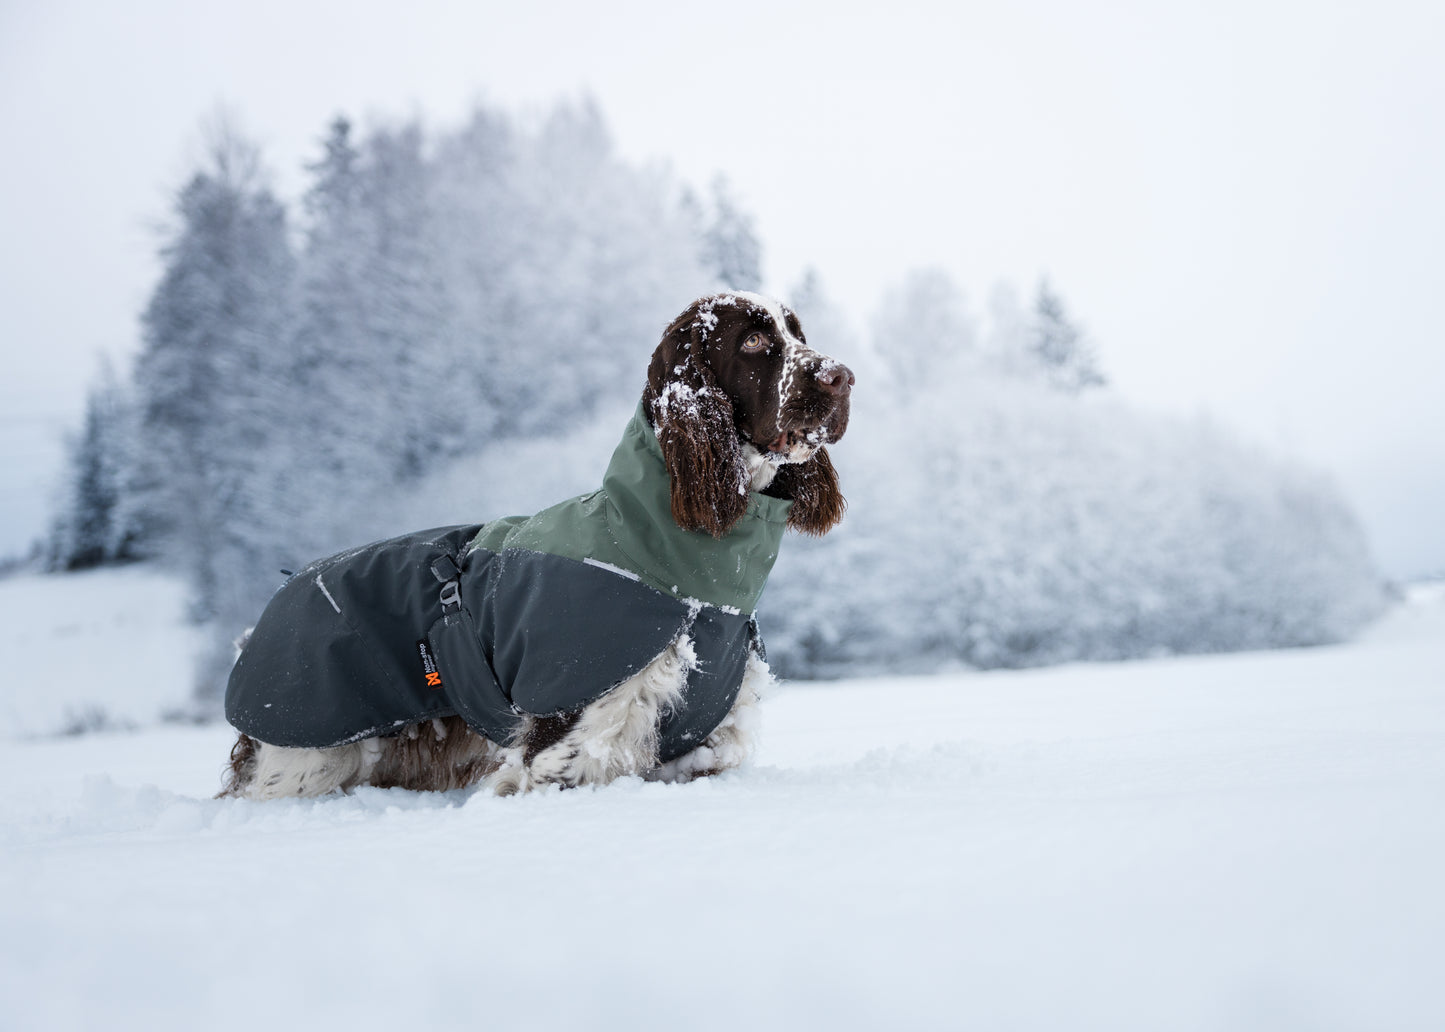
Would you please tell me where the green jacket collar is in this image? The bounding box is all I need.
[467,405,792,614]
[599,404,791,612]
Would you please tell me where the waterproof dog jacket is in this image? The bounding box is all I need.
[224,405,792,763]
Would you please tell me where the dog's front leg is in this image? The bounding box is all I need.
[485,638,695,796]
[647,649,772,784]
[231,738,379,799]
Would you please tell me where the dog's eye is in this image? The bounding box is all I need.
[741,333,768,353]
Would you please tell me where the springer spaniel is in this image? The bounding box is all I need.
[220,292,853,798]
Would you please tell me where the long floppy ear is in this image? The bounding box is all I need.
[765,447,847,536]
[644,314,750,538]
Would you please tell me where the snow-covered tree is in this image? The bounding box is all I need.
[47,362,147,570]
[1028,278,1106,393]
[299,117,452,476]
[701,175,762,292]
[281,114,459,561]
[869,268,977,396]
[131,121,296,624]
[47,98,761,706]
[431,98,714,438]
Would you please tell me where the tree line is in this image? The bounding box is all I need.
[46,99,1381,698]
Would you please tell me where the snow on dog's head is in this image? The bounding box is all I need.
[644,293,853,540]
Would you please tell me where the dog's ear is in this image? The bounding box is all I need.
[644,313,750,538]
[766,447,847,536]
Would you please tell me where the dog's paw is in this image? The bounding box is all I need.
[485,748,534,796]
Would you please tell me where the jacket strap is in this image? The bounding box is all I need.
[430,554,462,614]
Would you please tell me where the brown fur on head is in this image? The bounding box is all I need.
[643,293,853,539]
[644,315,750,537]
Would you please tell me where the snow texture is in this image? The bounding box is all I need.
[1,568,1442,1031]
[0,566,207,737]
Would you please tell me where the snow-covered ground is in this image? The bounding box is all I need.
[0,565,207,737]
[1,573,1442,1031]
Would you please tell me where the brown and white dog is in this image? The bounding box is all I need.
[221,292,853,798]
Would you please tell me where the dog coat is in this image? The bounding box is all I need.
[224,404,791,763]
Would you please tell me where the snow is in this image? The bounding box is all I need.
[581,556,641,582]
[0,565,207,737]
[1,571,1442,1030]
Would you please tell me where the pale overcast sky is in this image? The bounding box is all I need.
[1,0,1441,577]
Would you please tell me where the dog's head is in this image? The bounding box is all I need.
[643,292,854,539]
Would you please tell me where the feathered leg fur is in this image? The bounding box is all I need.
[219,716,503,800]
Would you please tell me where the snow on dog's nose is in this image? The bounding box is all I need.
[815,362,854,397]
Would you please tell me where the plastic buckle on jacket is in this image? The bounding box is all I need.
[431,555,463,614]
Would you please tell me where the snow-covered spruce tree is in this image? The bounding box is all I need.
[427,106,518,443]
[375,100,730,534]
[867,267,977,395]
[47,362,147,570]
[276,115,460,559]
[701,175,762,293]
[429,98,715,440]
[1028,278,1105,393]
[193,98,712,588]
[131,123,297,629]
[360,121,457,471]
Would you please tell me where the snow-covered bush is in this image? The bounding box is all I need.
[760,278,1385,676]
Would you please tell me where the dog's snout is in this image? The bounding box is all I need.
[815,363,855,398]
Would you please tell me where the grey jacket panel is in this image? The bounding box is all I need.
[224,525,480,748]
[658,605,753,759]
[226,526,762,763]
[470,547,695,717]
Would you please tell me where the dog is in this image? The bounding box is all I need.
[220,292,853,798]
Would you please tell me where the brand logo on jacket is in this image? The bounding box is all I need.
[417,640,442,689]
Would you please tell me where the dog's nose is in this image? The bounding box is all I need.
[815,363,855,397]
